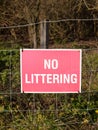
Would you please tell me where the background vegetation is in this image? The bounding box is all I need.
[0,0,98,129]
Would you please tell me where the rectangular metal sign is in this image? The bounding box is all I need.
[20,49,82,93]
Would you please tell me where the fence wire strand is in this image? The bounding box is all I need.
[0,18,98,29]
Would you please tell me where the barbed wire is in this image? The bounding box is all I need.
[0,18,98,29]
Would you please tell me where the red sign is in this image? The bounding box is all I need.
[20,49,82,93]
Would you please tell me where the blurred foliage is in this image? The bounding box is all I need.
[0,0,98,48]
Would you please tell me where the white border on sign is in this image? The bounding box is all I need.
[20,49,23,93]
[80,49,82,93]
[20,49,82,93]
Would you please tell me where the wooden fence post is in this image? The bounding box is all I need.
[40,20,49,49]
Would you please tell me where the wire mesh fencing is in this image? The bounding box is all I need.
[0,48,98,130]
[0,18,98,129]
